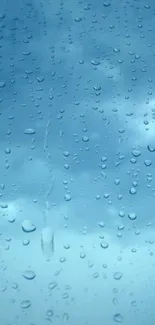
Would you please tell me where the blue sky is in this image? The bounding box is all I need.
[0,0,155,324]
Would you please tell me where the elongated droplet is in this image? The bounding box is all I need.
[41,227,54,260]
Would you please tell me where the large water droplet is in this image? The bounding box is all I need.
[22,220,36,233]
[22,270,36,280]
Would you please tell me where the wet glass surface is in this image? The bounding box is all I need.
[0,0,155,324]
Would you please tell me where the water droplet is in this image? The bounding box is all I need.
[0,203,8,209]
[64,194,71,201]
[93,272,99,278]
[64,244,70,249]
[22,220,36,233]
[132,150,141,157]
[82,136,89,142]
[103,1,111,7]
[60,257,66,263]
[100,241,109,249]
[98,221,105,228]
[24,128,36,135]
[113,272,123,280]
[80,252,86,258]
[20,300,31,309]
[48,282,58,290]
[113,313,124,323]
[0,13,5,19]
[0,81,5,88]
[144,4,150,9]
[23,239,30,246]
[147,144,155,152]
[144,159,152,166]
[46,309,53,317]
[37,76,45,82]
[75,17,82,22]
[128,213,137,221]
[129,187,137,195]
[63,151,70,157]
[22,270,36,280]
[113,47,120,53]
[119,211,125,218]
[5,148,11,154]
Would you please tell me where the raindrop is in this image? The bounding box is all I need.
[103,2,111,7]
[46,309,53,317]
[22,270,36,280]
[144,159,152,166]
[144,4,150,9]
[23,239,30,246]
[113,313,124,323]
[48,282,58,290]
[7,216,15,223]
[37,76,45,82]
[20,300,31,309]
[132,150,141,157]
[5,148,11,154]
[0,203,8,208]
[93,272,99,279]
[113,272,123,280]
[113,47,120,53]
[98,221,105,228]
[22,220,36,233]
[82,136,89,142]
[100,241,109,249]
[91,60,100,66]
[0,13,5,19]
[80,252,86,259]
[75,17,82,22]
[0,81,5,88]
[60,257,66,263]
[128,213,137,221]
[119,211,125,218]
[64,244,70,249]
[24,128,36,135]
[63,151,70,157]
[129,187,137,195]
[147,144,155,152]
[64,194,71,201]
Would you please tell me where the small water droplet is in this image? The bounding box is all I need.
[144,159,152,166]
[100,241,109,249]
[22,270,36,280]
[113,272,123,280]
[147,144,155,152]
[64,194,71,201]
[128,213,137,221]
[24,128,36,135]
[82,136,89,142]
[113,313,124,323]
[75,17,82,22]
[20,300,31,309]
[0,81,5,88]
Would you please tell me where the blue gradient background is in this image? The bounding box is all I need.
[0,0,155,324]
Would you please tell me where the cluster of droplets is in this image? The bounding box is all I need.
[0,0,155,324]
